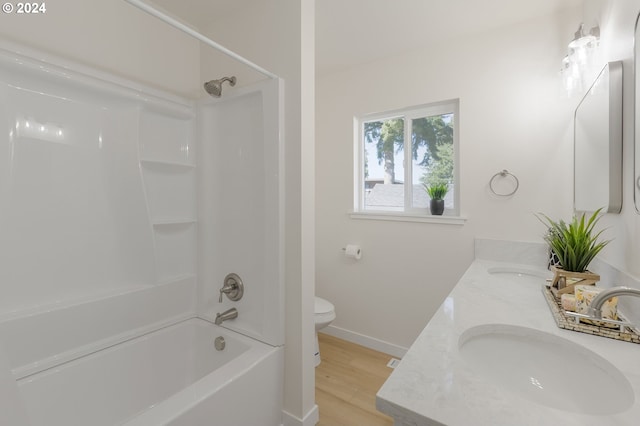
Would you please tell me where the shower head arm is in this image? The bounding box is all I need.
[219,76,236,87]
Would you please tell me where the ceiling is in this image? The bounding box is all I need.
[148,0,584,76]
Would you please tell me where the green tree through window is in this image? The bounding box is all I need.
[358,100,458,214]
[364,118,404,184]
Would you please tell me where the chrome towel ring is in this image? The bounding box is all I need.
[489,169,519,197]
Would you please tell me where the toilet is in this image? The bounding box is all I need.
[314,296,336,367]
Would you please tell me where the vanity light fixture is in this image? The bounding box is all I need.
[568,23,599,65]
[561,23,601,96]
[561,55,581,94]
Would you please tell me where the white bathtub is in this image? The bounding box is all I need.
[16,318,283,426]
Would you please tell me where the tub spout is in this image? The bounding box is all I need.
[215,308,238,325]
[587,286,640,319]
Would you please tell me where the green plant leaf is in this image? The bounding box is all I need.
[423,183,448,200]
[536,208,610,272]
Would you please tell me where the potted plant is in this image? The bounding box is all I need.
[538,208,611,297]
[424,183,448,215]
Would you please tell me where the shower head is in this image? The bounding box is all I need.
[203,76,237,97]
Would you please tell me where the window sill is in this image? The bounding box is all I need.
[349,211,467,225]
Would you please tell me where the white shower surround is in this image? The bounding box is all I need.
[0,42,284,425]
[197,78,285,345]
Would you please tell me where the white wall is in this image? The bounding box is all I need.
[316,9,582,351]
[201,1,317,425]
[0,0,200,97]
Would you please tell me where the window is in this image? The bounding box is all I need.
[355,99,460,217]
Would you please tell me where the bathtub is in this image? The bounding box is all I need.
[16,318,283,426]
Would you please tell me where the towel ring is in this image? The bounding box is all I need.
[489,169,519,197]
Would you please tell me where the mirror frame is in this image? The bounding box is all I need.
[574,61,623,214]
[636,12,640,213]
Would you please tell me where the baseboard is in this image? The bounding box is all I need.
[321,325,408,358]
[282,404,319,426]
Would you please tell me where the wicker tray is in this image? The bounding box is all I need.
[542,285,640,344]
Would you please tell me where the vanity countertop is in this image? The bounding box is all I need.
[376,260,640,426]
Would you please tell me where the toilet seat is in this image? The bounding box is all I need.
[315,297,336,323]
[315,297,334,314]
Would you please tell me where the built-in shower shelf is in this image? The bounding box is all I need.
[140,158,195,168]
[152,218,196,226]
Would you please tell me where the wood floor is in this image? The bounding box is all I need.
[315,333,395,426]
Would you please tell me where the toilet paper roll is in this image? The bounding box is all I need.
[344,244,362,260]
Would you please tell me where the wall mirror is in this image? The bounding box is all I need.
[574,61,623,213]
[636,15,640,213]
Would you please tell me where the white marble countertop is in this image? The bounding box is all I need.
[376,259,640,426]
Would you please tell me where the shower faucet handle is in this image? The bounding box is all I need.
[218,273,244,303]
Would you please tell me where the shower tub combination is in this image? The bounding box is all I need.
[16,319,282,426]
[0,8,284,424]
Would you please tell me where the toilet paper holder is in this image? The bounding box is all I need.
[341,245,362,259]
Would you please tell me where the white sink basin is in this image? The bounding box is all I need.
[459,324,634,415]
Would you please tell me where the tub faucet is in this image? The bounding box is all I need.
[587,286,640,319]
[215,307,238,325]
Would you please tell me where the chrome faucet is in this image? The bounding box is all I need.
[215,307,238,325]
[587,286,640,319]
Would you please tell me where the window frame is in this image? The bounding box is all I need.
[354,99,462,221]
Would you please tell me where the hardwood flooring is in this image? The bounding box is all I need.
[315,333,395,426]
